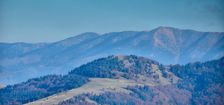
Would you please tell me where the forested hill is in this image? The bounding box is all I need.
[0,55,223,105]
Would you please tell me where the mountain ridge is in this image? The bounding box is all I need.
[2,26,223,44]
[0,26,223,84]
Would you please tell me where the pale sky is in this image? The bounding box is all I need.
[0,0,224,42]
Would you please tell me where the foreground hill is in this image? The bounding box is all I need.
[60,55,224,105]
[0,26,224,84]
[0,55,223,105]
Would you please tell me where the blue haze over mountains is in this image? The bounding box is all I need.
[0,26,223,84]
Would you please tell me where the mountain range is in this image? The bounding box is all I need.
[0,26,223,84]
[0,55,223,105]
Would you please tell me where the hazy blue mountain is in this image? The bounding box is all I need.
[0,27,223,84]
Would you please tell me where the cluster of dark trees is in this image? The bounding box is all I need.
[0,74,89,105]
[69,55,127,78]
[170,57,224,105]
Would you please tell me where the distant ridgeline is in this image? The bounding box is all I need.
[0,26,224,84]
[0,55,223,105]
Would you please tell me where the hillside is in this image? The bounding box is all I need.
[0,55,223,105]
[59,56,224,105]
[69,55,179,85]
[0,75,88,105]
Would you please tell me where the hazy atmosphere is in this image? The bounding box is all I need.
[1,0,224,42]
[0,0,224,105]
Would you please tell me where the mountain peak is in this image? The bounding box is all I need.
[154,26,177,30]
[152,26,178,33]
[79,32,99,37]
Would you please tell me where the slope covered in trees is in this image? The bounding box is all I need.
[59,85,192,105]
[170,57,224,105]
[61,56,224,105]
[69,55,178,85]
[0,75,89,105]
